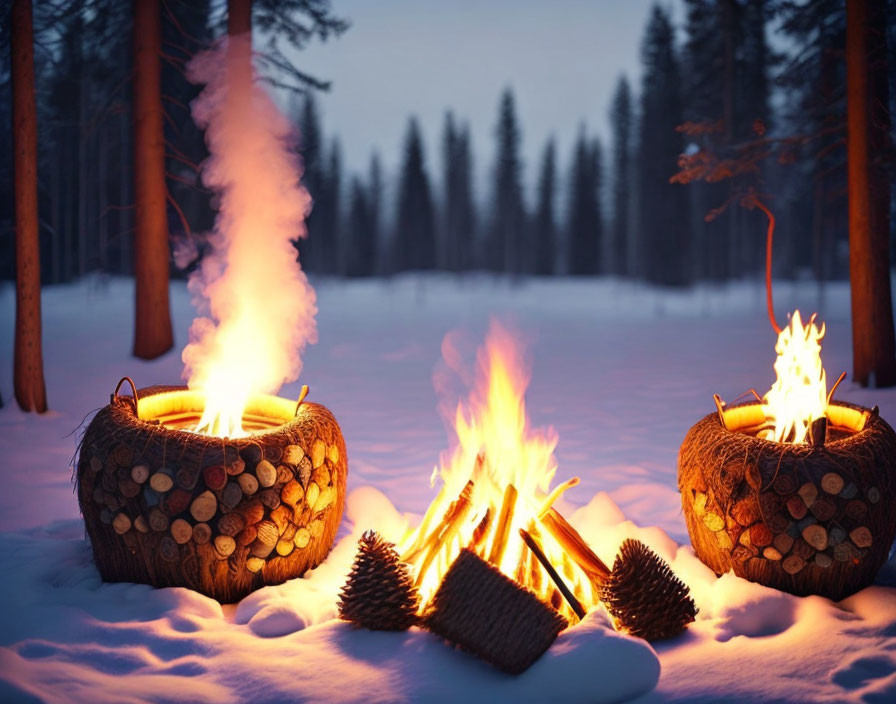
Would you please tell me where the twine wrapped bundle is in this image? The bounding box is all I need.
[76,385,347,603]
[422,549,568,674]
[678,401,896,600]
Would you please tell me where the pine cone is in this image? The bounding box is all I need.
[338,530,420,630]
[598,539,697,641]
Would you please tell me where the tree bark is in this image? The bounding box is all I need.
[119,100,131,275]
[227,0,252,36]
[99,120,108,272]
[227,0,253,91]
[11,0,48,413]
[78,65,88,277]
[847,0,896,387]
[132,0,173,359]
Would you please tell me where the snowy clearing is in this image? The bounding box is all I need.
[0,275,894,703]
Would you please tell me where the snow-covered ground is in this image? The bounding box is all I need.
[0,274,894,703]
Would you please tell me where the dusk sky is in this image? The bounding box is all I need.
[290,0,681,200]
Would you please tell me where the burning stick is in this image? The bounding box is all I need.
[519,528,586,620]
[402,480,472,564]
[810,416,827,446]
[413,480,475,587]
[487,484,518,567]
[541,506,696,640]
[826,371,847,406]
[536,476,580,516]
[539,507,611,583]
[468,506,493,555]
[401,484,448,562]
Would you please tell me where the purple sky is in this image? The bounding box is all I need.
[285,0,682,204]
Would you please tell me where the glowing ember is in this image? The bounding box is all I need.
[400,322,596,619]
[762,310,828,443]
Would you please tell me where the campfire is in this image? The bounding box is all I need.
[397,323,593,621]
[340,323,696,673]
[679,310,896,600]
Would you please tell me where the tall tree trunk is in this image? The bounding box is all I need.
[847,0,896,387]
[119,103,131,275]
[96,124,109,274]
[50,130,61,283]
[64,131,74,280]
[228,0,252,36]
[78,72,88,276]
[99,121,108,272]
[722,0,737,281]
[132,0,173,359]
[11,0,48,413]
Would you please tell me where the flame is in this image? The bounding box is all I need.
[762,310,827,443]
[401,322,595,618]
[181,35,317,438]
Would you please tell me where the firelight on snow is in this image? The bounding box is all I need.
[762,310,828,444]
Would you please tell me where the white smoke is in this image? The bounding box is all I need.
[182,35,317,435]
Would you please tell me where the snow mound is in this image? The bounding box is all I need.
[0,489,660,703]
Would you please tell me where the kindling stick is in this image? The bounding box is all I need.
[519,527,586,620]
[538,507,611,584]
[487,484,518,567]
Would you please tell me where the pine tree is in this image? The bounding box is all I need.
[394,117,436,272]
[162,0,213,245]
[367,152,383,274]
[345,176,374,277]
[776,0,847,282]
[681,0,729,281]
[567,130,603,275]
[324,137,343,273]
[489,88,525,273]
[609,76,633,276]
[441,112,476,272]
[533,138,557,275]
[439,111,457,269]
[682,0,774,281]
[339,530,420,631]
[638,4,689,286]
[296,93,324,272]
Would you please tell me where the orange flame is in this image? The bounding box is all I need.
[401,322,595,618]
[762,310,827,443]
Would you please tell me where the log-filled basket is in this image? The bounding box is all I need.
[76,378,347,603]
[678,400,896,601]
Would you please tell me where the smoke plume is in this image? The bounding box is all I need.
[182,35,317,435]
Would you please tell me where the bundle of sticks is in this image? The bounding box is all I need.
[404,463,696,642]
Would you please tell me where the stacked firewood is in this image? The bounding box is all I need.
[679,405,896,600]
[76,394,348,602]
[86,438,339,566]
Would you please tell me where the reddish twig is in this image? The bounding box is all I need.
[744,193,782,334]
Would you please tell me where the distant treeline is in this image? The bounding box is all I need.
[1,1,895,285]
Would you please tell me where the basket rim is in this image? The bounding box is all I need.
[708,399,886,453]
[108,384,316,445]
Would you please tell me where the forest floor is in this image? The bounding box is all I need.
[0,274,894,703]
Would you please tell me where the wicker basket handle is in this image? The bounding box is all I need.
[112,376,140,415]
[294,384,309,416]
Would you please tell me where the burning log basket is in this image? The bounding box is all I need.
[678,400,896,600]
[76,380,347,603]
